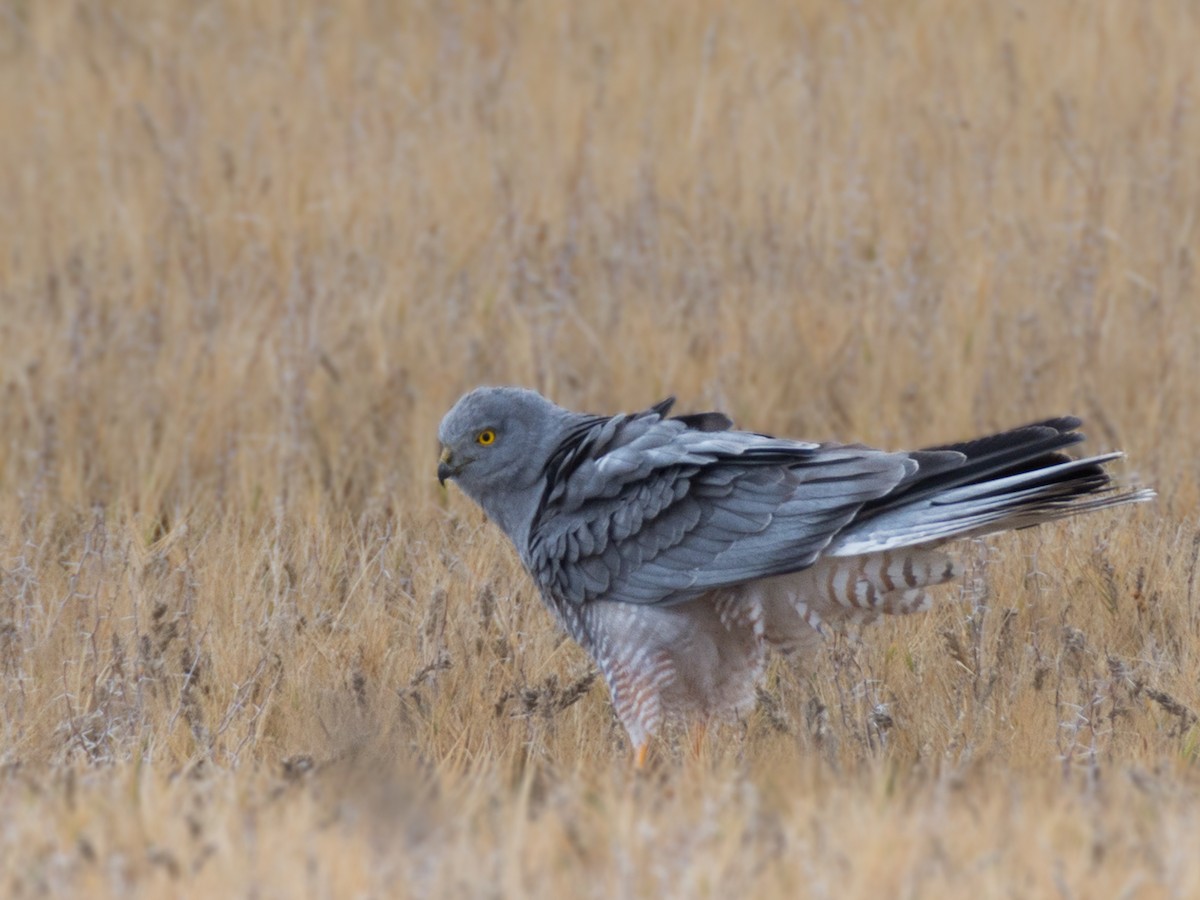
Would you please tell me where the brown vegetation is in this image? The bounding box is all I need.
[1,1,1197,896]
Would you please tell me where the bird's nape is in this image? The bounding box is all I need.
[437,388,1154,763]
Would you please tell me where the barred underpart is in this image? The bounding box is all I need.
[437,387,1154,757]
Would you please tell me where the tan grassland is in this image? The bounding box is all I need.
[1,1,1198,896]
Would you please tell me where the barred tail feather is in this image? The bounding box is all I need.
[758,550,959,652]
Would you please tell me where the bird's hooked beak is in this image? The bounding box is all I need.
[437,446,455,486]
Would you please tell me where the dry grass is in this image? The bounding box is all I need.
[1,1,1198,896]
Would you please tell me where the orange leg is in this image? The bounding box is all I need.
[634,742,649,771]
[690,718,709,759]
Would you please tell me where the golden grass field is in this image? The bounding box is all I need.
[1,1,1198,896]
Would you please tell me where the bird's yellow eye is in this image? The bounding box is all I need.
[477,429,496,446]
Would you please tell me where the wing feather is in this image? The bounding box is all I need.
[527,406,909,606]
[522,402,1149,609]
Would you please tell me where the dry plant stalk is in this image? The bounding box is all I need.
[0,1,1197,897]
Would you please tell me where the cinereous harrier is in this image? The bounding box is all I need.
[437,387,1152,766]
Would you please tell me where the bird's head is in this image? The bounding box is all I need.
[437,386,576,539]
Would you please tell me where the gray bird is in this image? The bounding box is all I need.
[437,387,1152,766]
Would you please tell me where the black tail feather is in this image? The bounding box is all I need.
[861,418,1103,521]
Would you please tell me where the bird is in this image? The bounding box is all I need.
[436,387,1153,766]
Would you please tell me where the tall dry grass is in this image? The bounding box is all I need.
[1,1,1197,896]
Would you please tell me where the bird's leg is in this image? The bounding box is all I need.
[690,717,709,760]
[634,742,649,771]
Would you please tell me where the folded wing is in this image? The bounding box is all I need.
[528,408,1152,608]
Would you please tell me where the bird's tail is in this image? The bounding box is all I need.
[829,418,1154,556]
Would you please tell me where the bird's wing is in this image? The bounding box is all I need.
[526,404,917,607]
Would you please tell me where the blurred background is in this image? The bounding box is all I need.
[0,2,1196,896]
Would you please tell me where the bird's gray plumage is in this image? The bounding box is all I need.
[437,387,1154,758]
